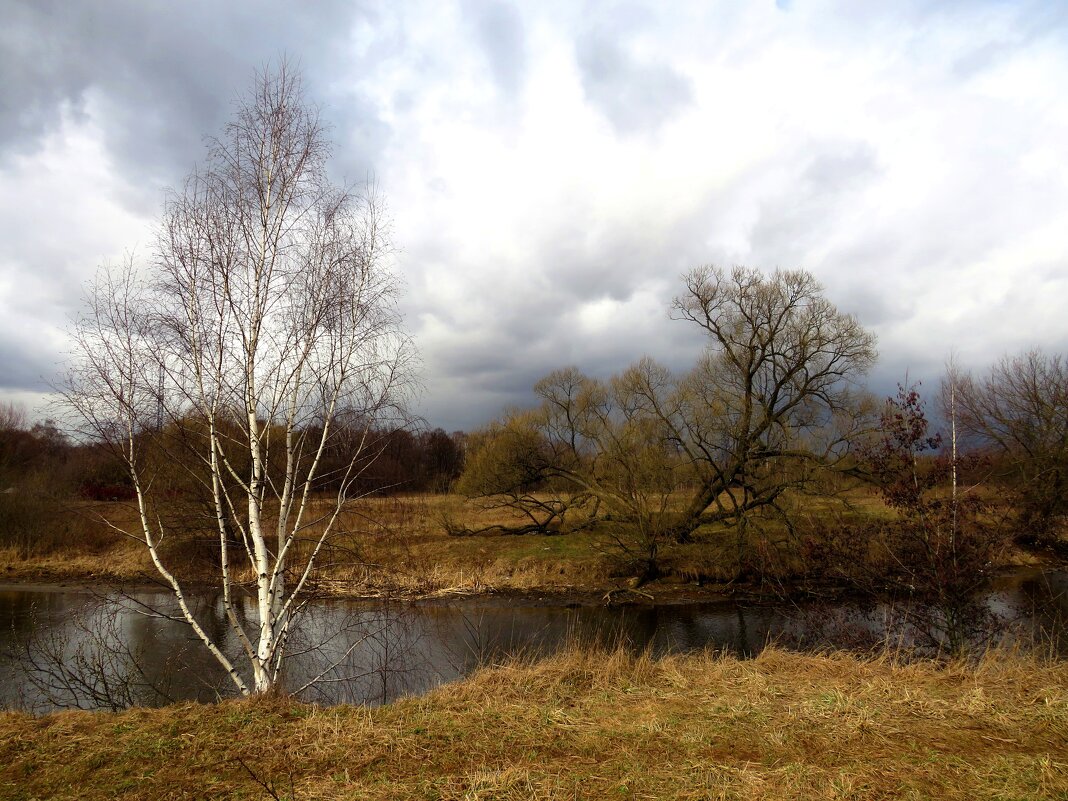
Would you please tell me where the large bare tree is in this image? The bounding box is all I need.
[457,268,876,573]
[664,266,876,543]
[64,64,414,695]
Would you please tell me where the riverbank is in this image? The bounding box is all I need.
[1,646,1065,800]
[1,493,1063,604]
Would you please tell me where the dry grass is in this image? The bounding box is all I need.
[0,500,151,583]
[325,494,616,595]
[0,494,618,595]
[0,646,1065,799]
[0,490,1057,597]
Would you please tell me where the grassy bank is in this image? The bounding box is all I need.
[1,647,1066,800]
[0,492,1059,599]
[0,494,615,596]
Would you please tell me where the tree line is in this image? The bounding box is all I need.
[0,409,464,549]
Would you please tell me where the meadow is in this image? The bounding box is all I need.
[1,645,1065,800]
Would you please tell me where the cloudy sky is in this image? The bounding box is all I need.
[2,0,1067,431]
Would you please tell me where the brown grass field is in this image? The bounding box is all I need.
[0,494,618,595]
[0,489,1058,599]
[0,645,1065,800]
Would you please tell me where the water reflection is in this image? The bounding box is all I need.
[1,570,1065,713]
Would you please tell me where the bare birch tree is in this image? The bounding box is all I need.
[63,64,414,695]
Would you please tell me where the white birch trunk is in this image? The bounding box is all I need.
[63,63,413,698]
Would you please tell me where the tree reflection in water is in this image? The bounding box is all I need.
[1,570,1065,712]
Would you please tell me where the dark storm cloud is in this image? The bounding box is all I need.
[0,335,56,393]
[415,186,745,424]
[574,32,693,134]
[0,0,397,403]
[425,304,708,429]
[410,204,718,429]
[541,229,650,303]
[539,189,726,308]
[0,0,387,208]
[434,337,528,384]
[426,287,576,382]
[828,268,907,328]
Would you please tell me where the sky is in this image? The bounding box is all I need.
[2,0,1067,432]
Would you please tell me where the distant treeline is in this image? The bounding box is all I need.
[0,401,466,553]
[1,407,465,501]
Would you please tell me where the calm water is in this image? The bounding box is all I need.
[1,570,1065,712]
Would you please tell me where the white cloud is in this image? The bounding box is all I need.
[0,98,153,405]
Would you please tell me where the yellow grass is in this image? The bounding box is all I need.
[0,494,618,595]
[1,646,1065,799]
[0,490,1057,597]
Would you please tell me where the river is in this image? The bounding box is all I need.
[1,569,1065,712]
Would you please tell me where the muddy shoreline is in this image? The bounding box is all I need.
[3,563,1059,608]
[0,561,846,604]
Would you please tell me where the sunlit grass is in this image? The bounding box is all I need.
[0,488,1058,597]
[1,645,1065,800]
